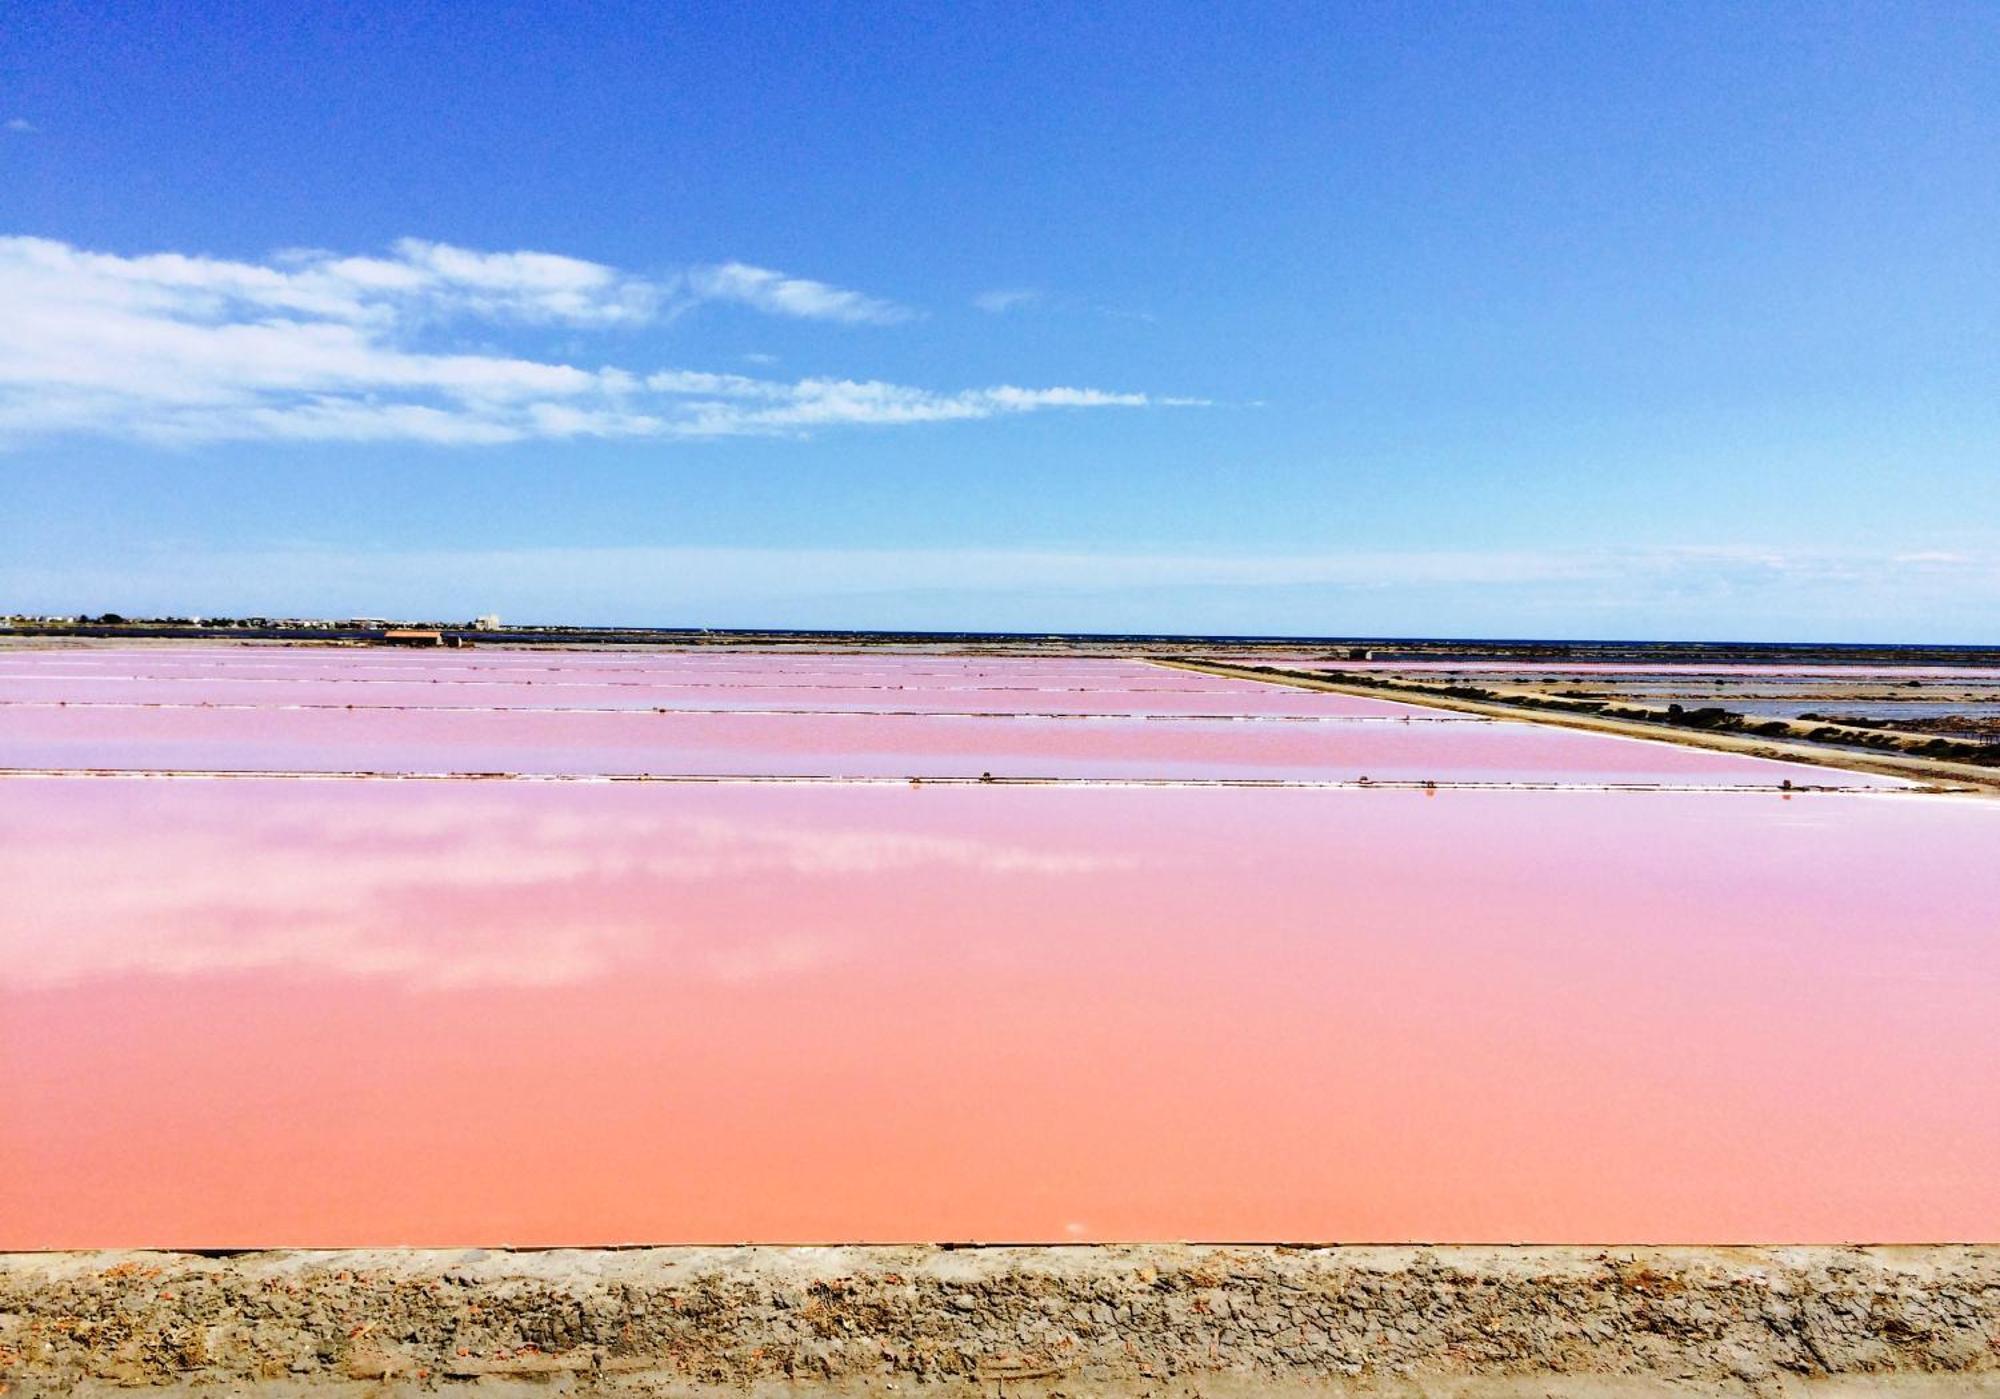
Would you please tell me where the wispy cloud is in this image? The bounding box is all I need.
[640,371,1154,432]
[689,260,912,325]
[0,236,1184,446]
[973,287,1041,314]
[3,117,34,133]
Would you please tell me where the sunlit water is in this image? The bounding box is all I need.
[1,647,1992,1246]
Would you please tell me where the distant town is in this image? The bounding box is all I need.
[5,613,503,630]
[7,613,2000,667]
[2,613,507,647]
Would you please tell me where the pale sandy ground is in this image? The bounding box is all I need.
[4,1246,1997,1396]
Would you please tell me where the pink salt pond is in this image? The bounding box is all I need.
[0,675,1423,717]
[1,646,1990,1248]
[0,649,1416,717]
[3,778,1996,1247]
[0,701,1896,785]
[0,648,1903,786]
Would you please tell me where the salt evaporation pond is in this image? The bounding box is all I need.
[2,645,1994,1247]
[0,648,1418,717]
[0,673,1434,717]
[0,702,1907,785]
[0,649,1903,786]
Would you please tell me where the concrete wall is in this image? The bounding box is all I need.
[3,1245,1997,1396]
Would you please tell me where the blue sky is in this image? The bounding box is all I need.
[2,1,1996,639]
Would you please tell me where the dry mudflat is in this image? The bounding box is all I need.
[4,1245,1999,1397]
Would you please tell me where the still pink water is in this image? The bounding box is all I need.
[1,648,1994,1246]
[0,650,1902,786]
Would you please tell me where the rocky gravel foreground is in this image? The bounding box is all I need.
[3,1245,1997,1396]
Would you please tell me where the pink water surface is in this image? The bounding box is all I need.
[3,777,1995,1246]
[0,649,1429,717]
[0,646,1912,786]
[0,701,1897,785]
[9,649,1258,690]
[1,646,1977,1246]
[0,676,1432,717]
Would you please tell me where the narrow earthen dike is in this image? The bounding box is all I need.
[4,1246,1997,1395]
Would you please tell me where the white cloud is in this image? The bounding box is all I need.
[4,117,34,133]
[688,260,912,324]
[0,236,1186,446]
[973,288,1041,314]
[641,371,1154,432]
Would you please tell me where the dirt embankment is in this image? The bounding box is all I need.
[1159,659,2000,792]
[3,1245,1997,1396]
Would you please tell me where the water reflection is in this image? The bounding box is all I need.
[5,778,1997,1246]
[3,783,1135,989]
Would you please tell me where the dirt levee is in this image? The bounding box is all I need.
[4,1245,1998,1396]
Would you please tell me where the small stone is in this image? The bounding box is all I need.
[1721,1343,1772,1383]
